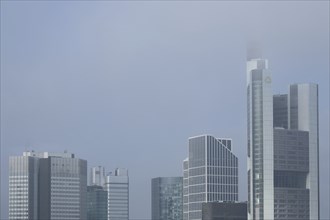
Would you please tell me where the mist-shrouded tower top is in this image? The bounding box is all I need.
[246,41,263,61]
[246,43,268,86]
[246,46,274,220]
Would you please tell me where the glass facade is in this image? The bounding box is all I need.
[247,58,274,220]
[183,135,238,220]
[151,177,183,220]
[183,158,189,220]
[288,84,319,220]
[247,53,319,220]
[273,128,310,220]
[87,185,108,220]
[273,94,288,129]
[202,202,247,220]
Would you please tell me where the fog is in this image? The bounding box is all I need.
[1,1,329,219]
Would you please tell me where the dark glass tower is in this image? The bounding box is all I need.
[87,185,108,220]
[151,177,183,220]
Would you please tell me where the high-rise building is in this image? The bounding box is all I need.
[288,83,319,220]
[183,158,189,220]
[273,128,310,219]
[90,166,106,187]
[247,56,274,220]
[9,155,39,220]
[202,201,247,220]
[9,151,87,220]
[151,177,183,220]
[247,52,319,220]
[183,135,238,220]
[273,94,288,129]
[87,185,108,220]
[105,168,129,220]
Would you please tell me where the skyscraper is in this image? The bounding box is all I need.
[90,166,106,187]
[247,56,274,220]
[247,52,319,220]
[151,177,183,220]
[105,168,129,220]
[202,201,247,220]
[183,135,238,220]
[9,151,87,220]
[87,185,108,220]
[288,83,319,220]
[273,127,310,219]
[9,155,39,220]
[273,94,288,129]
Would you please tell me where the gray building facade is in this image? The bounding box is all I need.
[106,168,129,220]
[272,83,319,220]
[151,177,183,220]
[9,151,87,220]
[183,135,238,220]
[247,57,274,220]
[90,166,106,187]
[202,202,247,220]
[273,128,310,219]
[288,84,319,220]
[247,51,319,220]
[39,154,87,220]
[9,156,39,220]
[273,94,288,129]
[87,185,108,220]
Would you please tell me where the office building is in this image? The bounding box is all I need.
[183,135,238,220]
[247,51,319,220]
[202,201,247,220]
[183,158,189,220]
[90,166,106,187]
[151,177,183,220]
[273,94,288,129]
[288,83,319,220]
[247,54,274,220]
[106,168,129,220]
[9,151,87,220]
[87,185,108,220]
[39,152,87,220]
[9,155,39,220]
[273,128,310,219]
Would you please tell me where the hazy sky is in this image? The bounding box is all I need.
[1,1,329,219]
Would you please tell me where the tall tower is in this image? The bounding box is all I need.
[183,135,238,220]
[151,177,183,220]
[106,168,129,220]
[87,185,108,220]
[9,155,39,220]
[247,48,319,220]
[38,152,87,220]
[288,84,319,220]
[247,53,274,220]
[183,158,189,220]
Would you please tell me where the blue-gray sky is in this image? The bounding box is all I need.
[1,1,329,219]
